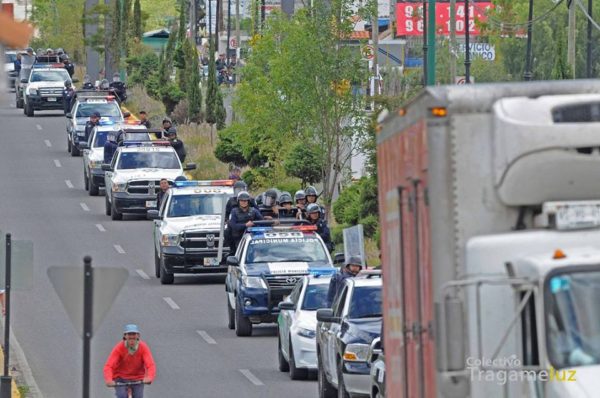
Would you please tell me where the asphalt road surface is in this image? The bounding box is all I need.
[0,92,318,398]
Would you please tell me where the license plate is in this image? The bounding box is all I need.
[203,258,219,266]
[556,205,600,230]
[145,200,157,208]
[47,97,57,102]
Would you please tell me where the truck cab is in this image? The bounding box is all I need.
[22,67,72,117]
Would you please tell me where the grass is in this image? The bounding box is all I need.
[18,385,29,397]
[123,85,166,126]
[176,123,229,180]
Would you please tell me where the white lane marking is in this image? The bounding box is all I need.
[239,369,264,386]
[95,224,106,232]
[196,330,217,345]
[80,202,90,212]
[163,297,180,310]
[114,244,126,254]
[53,159,62,168]
[44,139,52,147]
[136,269,150,280]
[65,180,74,189]
[36,124,42,130]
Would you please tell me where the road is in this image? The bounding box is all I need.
[0,93,318,397]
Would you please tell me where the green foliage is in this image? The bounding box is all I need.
[333,182,361,225]
[132,0,143,39]
[215,88,227,130]
[331,224,349,245]
[160,82,186,115]
[206,44,218,125]
[283,143,322,186]
[332,176,378,239]
[358,214,378,237]
[214,124,249,166]
[159,23,178,85]
[187,44,203,123]
[140,0,177,30]
[127,51,160,85]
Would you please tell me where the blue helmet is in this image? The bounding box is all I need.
[123,324,140,334]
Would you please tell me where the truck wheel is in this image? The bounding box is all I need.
[25,102,34,117]
[105,195,112,216]
[234,299,252,336]
[227,297,235,330]
[88,175,99,196]
[278,333,289,372]
[154,251,161,278]
[16,98,23,109]
[318,358,336,398]
[337,362,350,398]
[84,168,89,191]
[160,258,174,285]
[71,144,80,157]
[289,339,308,380]
[110,197,122,220]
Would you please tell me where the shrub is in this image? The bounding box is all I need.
[332,182,361,225]
[214,125,248,166]
[170,99,190,125]
[283,143,322,186]
[358,214,379,237]
[331,223,349,245]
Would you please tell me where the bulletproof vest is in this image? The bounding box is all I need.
[259,206,276,218]
[232,207,257,238]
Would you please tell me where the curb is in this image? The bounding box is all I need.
[0,344,22,398]
[120,106,139,121]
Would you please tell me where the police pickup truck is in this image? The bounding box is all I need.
[102,141,196,220]
[82,123,150,196]
[148,180,234,284]
[22,67,74,117]
[225,224,335,336]
[66,92,129,156]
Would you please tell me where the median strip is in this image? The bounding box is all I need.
[239,369,264,386]
[162,297,180,310]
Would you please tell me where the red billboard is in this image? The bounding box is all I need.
[396,2,492,36]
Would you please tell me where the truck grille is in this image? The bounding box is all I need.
[39,88,63,96]
[126,180,166,195]
[181,231,224,250]
[264,275,304,289]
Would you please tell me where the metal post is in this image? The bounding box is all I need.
[426,0,436,85]
[0,234,12,398]
[215,0,220,53]
[464,0,471,84]
[85,0,100,81]
[82,256,93,398]
[235,0,240,59]
[422,0,428,86]
[209,0,212,44]
[524,0,534,81]
[227,0,231,63]
[449,0,456,83]
[587,0,593,78]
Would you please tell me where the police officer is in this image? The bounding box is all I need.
[139,111,151,128]
[165,127,186,163]
[306,203,333,252]
[294,190,306,219]
[326,255,362,306]
[156,178,170,210]
[82,74,94,90]
[84,111,101,143]
[109,72,127,102]
[61,54,75,77]
[277,192,297,219]
[229,191,263,253]
[103,130,122,164]
[305,186,325,219]
[225,181,257,220]
[259,189,279,219]
[158,117,172,139]
[62,81,75,114]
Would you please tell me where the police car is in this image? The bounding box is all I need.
[81,123,150,196]
[103,141,196,221]
[22,67,73,117]
[148,180,234,284]
[66,93,129,156]
[225,223,335,337]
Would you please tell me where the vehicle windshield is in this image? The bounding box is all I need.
[5,53,16,63]
[123,132,150,141]
[76,102,122,118]
[348,286,382,319]
[116,151,180,170]
[93,131,110,148]
[167,194,226,218]
[245,237,329,264]
[302,283,329,310]
[546,271,600,368]
[30,70,70,82]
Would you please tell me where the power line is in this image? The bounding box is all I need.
[472,0,565,29]
[575,0,600,32]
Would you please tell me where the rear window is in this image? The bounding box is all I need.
[76,102,121,118]
[5,53,17,63]
[302,283,329,310]
[93,131,110,148]
[348,286,382,319]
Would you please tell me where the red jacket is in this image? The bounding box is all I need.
[103,340,156,383]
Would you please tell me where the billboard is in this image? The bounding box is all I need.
[396,1,492,37]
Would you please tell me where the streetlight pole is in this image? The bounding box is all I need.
[426,0,436,85]
[524,0,534,81]
[587,0,593,78]
[464,0,471,83]
[422,0,428,86]
[227,0,231,63]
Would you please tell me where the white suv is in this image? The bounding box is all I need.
[22,67,73,117]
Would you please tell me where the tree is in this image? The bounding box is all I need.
[187,43,203,122]
[132,0,143,39]
[205,43,218,124]
[215,87,227,130]
[283,143,322,186]
[173,0,187,70]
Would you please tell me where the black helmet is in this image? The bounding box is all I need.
[64,80,72,87]
[279,192,292,205]
[166,127,177,136]
[237,191,251,201]
[306,203,320,214]
[305,186,318,196]
[162,117,172,124]
[175,176,187,181]
[263,189,278,207]
[233,180,247,195]
[345,255,363,268]
[294,190,306,202]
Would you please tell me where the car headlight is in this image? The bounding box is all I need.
[296,327,316,339]
[242,275,267,289]
[29,88,39,96]
[111,182,127,192]
[161,234,180,247]
[343,343,370,362]
[89,160,103,169]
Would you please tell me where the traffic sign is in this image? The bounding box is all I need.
[361,45,375,60]
[229,38,238,49]
[48,265,128,337]
[455,76,475,85]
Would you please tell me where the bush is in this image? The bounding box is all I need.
[358,214,379,237]
[283,143,322,186]
[170,99,190,125]
[331,223,349,245]
[215,125,248,166]
[160,82,185,115]
[332,182,361,225]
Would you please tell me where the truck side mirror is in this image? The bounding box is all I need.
[65,113,73,119]
[101,164,113,171]
[317,308,340,323]
[367,337,382,363]
[333,252,345,265]
[278,301,296,311]
[435,297,465,372]
[226,256,239,266]
[147,210,160,220]
[20,78,28,83]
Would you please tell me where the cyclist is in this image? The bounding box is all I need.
[104,324,156,398]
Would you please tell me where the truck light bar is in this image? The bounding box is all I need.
[98,120,115,126]
[174,180,235,188]
[247,225,317,233]
[122,140,171,147]
[123,119,141,125]
[308,268,336,277]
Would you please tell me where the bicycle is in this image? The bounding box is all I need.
[110,380,150,398]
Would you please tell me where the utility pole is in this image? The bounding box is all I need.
[464,0,471,83]
[191,0,198,46]
[372,0,379,96]
[587,0,593,78]
[235,0,240,60]
[85,0,100,81]
[449,0,456,83]
[524,0,534,81]
[227,0,231,63]
[426,0,436,85]
[568,0,576,78]
[422,0,428,86]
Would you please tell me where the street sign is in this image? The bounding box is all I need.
[361,45,375,60]
[229,37,238,49]
[457,43,496,61]
[455,76,475,85]
[343,225,366,267]
[47,265,128,337]
[0,233,33,290]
